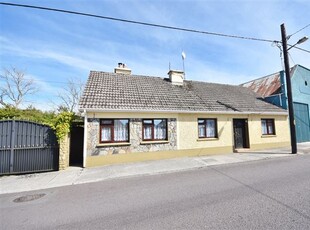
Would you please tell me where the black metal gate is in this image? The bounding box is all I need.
[0,120,59,175]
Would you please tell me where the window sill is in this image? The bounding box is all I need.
[197,137,219,141]
[97,142,131,147]
[141,140,169,145]
[261,135,277,138]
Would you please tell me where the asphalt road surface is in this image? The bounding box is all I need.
[1,154,310,229]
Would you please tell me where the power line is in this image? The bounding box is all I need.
[293,46,310,54]
[288,23,310,39]
[286,43,310,54]
[278,41,310,54]
[0,2,278,43]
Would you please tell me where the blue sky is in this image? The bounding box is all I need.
[1,0,310,111]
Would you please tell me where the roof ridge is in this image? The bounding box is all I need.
[89,70,167,80]
[241,71,281,85]
[185,79,239,87]
[89,70,245,87]
[240,64,303,86]
[294,64,310,72]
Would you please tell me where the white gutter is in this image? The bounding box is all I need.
[79,108,288,116]
[83,109,87,168]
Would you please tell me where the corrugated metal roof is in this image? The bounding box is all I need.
[241,65,297,98]
[241,72,281,97]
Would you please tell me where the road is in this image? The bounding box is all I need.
[1,154,310,229]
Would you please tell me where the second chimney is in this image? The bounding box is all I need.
[168,70,184,85]
[114,63,132,75]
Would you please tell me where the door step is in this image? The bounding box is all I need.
[234,148,251,153]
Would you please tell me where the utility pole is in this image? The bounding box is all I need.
[280,23,297,154]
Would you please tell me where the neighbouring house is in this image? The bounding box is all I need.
[79,63,290,167]
[241,64,310,143]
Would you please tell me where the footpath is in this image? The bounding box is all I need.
[1,142,309,195]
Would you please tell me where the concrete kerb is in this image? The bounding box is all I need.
[0,143,309,195]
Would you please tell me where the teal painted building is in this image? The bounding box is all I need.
[290,65,310,142]
[242,65,310,143]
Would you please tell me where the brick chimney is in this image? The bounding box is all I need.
[168,70,184,85]
[114,63,131,75]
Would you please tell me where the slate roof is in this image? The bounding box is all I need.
[79,71,287,114]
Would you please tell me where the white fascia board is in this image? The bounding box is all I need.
[80,108,288,116]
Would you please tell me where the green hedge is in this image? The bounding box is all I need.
[0,106,76,142]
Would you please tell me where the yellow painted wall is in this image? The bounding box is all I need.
[85,112,290,167]
[87,112,290,150]
[178,114,233,149]
[247,115,290,145]
[177,113,290,150]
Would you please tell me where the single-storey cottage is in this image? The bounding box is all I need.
[79,64,290,167]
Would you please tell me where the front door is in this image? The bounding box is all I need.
[233,119,249,149]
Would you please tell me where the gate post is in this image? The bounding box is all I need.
[59,133,70,170]
[9,120,15,173]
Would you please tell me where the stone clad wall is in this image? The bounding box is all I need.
[59,133,70,170]
[87,118,177,156]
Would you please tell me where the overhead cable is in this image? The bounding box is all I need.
[288,23,310,39]
[288,45,310,54]
[0,2,278,43]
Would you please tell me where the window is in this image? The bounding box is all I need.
[100,119,129,143]
[261,119,275,135]
[198,119,218,138]
[143,119,167,141]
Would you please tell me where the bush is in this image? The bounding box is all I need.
[0,106,77,142]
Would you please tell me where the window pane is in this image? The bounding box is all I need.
[114,119,129,141]
[198,124,206,137]
[198,119,204,124]
[206,120,216,137]
[267,121,274,135]
[154,119,167,140]
[101,127,111,141]
[143,120,152,124]
[261,120,267,134]
[143,126,152,139]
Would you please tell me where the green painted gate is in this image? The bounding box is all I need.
[294,102,310,143]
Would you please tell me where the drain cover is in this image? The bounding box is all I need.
[13,193,46,203]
